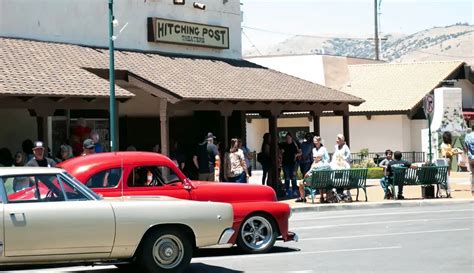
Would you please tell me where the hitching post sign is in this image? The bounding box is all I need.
[148,18,229,49]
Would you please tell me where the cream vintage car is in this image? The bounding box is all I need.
[0,167,234,273]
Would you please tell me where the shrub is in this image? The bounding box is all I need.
[352,159,377,168]
[359,148,369,159]
[367,167,384,179]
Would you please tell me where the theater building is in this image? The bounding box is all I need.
[0,0,363,188]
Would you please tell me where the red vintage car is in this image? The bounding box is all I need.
[59,152,296,254]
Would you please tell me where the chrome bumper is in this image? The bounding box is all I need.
[218,228,235,245]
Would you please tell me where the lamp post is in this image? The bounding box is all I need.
[108,0,117,151]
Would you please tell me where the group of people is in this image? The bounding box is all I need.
[192,132,252,183]
[378,130,474,200]
[283,128,474,203]
[256,131,351,202]
[0,135,102,169]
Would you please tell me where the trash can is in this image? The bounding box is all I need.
[422,185,435,198]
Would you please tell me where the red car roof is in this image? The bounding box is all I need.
[59,152,174,173]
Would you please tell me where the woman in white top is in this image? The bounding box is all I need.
[331,135,352,201]
[333,134,351,164]
[224,138,249,183]
[312,136,330,164]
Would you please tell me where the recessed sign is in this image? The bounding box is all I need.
[147,18,229,49]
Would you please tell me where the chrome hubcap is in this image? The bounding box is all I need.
[241,216,273,250]
[152,234,184,269]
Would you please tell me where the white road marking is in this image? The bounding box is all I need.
[192,246,402,262]
[299,228,471,241]
[292,216,474,230]
[291,208,474,222]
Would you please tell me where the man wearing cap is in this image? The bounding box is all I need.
[25,141,57,167]
[82,139,96,156]
[193,132,220,181]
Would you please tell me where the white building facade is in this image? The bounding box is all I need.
[1,0,243,59]
[246,55,474,160]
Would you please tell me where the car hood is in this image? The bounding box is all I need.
[190,181,277,203]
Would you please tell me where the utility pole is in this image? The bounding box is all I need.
[374,0,379,61]
[108,0,117,151]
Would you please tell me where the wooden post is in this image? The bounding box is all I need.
[312,112,320,136]
[343,114,350,147]
[220,109,233,151]
[268,114,278,191]
[160,98,169,156]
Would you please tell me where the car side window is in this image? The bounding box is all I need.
[59,175,91,201]
[2,174,65,203]
[127,166,160,187]
[156,166,181,184]
[127,166,181,187]
[86,168,122,188]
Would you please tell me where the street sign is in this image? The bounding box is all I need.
[423,94,435,163]
[423,94,434,118]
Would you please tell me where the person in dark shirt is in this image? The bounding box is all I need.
[281,132,301,197]
[298,133,314,178]
[386,151,416,199]
[25,141,57,167]
[193,132,220,181]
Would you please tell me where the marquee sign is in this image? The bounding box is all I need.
[147,18,229,49]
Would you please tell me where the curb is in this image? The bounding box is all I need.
[290,198,474,213]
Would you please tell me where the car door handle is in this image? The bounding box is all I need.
[10,212,25,218]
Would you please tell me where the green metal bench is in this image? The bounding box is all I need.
[303,168,368,204]
[391,166,449,199]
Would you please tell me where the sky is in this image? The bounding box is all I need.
[240,0,473,52]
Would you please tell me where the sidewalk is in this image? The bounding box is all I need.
[248,170,473,212]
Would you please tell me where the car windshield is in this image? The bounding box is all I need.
[61,171,103,200]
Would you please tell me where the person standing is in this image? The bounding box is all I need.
[236,139,252,182]
[25,141,57,167]
[224,138,249,183]
[281,132,301,197]
[259,133,271,185]
[91,131,105,153]
[57,144,74,162]
[298,133,314,178]
[12,151,27,166]
[170,141,186,170]
[440,131,455,197]
[21,139,34,161]
[81,139,96,156]
[193,132,220,181]
[464,128,474,195]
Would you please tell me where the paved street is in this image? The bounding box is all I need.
[5,203,473,273]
